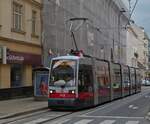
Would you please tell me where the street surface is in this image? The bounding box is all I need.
[1,87,150,124]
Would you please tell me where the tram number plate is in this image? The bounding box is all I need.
[57,100,64,104]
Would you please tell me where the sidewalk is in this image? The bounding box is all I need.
[0,97,48,119]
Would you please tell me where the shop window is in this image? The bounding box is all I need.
[11,64,23,87]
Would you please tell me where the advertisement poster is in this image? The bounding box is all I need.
[35,72,48,97]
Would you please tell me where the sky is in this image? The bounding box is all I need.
[122,0,150,36]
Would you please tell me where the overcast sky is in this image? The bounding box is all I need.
[123,0,150,36]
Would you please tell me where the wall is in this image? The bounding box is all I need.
[0,64,10,88]
[23,65,32,86]
[43,0,128,66]
[126,23,149,70]
[126,26,139,67]
[0,0,41,46]
[0,0,42,90]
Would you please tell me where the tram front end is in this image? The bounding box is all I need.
[48,56,80,110]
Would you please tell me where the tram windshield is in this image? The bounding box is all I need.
[50,59,76,87]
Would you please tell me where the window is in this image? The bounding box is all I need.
[96,61,110,88]
[78,65,93,92]
[32,10,37,35]
[12,2,23,31]
[122,66,130,87]
[50,60,77,87]
[11,64,23,88]
[111,64,121,89]
[130,68,135,86]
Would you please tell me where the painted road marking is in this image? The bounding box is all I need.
[129,105,134,108]
[50,119,70,124]
[147,112,150,116]
[79,115,144,119]
[84,91,149,116]
[128,105,139,110]
[125,121,139,124]
[74,119,93,124]
[132,106,139,110]
[23,118,49,124]
[145,95,150,98]
[99,120,116,124]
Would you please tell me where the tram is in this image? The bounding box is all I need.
[48,53,142,110]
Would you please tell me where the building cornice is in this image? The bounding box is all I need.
[24,0,42,9]
[112,0,129,20]
[128,26,138,38]
[0,36,41,47]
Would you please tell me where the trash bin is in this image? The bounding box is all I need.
[33,67,49,100]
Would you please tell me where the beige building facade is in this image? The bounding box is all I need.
[126,23,149,78]
[0,0,42,94]
[126,26,139,67]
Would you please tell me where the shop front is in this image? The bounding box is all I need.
[0,51,41,100]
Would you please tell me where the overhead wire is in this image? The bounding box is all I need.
[125,0,139,28]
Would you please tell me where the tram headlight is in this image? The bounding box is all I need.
[69,90,75,94]
[71,90,75,94]
[50,90,53,93]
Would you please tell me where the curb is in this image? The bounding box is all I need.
[0,107,48,120]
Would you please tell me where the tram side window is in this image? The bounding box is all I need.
[123,68,130,86]
[78,65,93,92]
[136,70,141,85]
[130,69,135,84]
[96,62,110,88]
[112,65,121,89]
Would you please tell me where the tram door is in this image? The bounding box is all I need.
[78,64,94,107]
[130,68,136,94]
[96,60,111,104]
[121,66,130,97]
[111,63,122,100]
[135,69,141,93]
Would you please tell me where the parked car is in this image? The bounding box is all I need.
[145,80,150,86]
[142,79,146,86]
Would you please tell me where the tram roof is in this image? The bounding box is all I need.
[52,55,80,60]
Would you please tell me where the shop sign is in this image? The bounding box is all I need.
[7,54,24,62]
[7,51,41,66]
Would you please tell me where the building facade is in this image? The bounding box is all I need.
[126,23,149,78]
[126,25,139,67]
[0,0,42,98]
[42,0,129,67]
[148,37,150,69]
